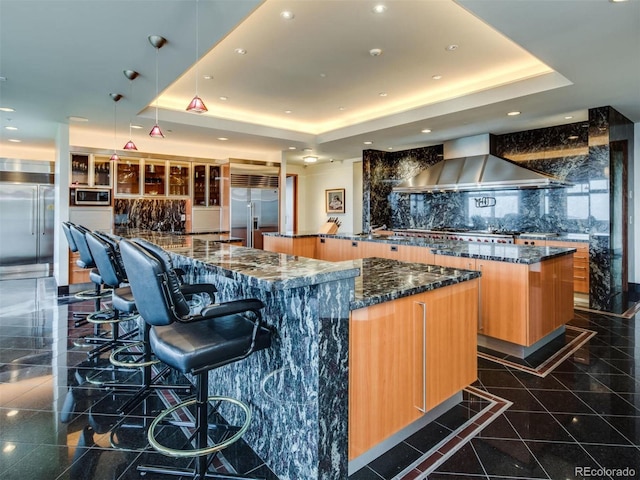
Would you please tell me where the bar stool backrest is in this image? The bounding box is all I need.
[69,224,95,269]
[119,239,190,326]
[62,222,78,252]
[86,232,123,288]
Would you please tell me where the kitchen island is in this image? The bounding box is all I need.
[140,238,479,480]
[264,232,576,358]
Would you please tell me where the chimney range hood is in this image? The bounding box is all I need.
[393,154,572,193]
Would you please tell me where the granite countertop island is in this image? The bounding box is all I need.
[124,235,480,480]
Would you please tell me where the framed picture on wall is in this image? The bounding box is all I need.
[326,188,345,214]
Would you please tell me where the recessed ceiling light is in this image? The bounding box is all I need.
[0,76,6,82]
[338,106,346,111]
[234,48,247,55]
[284,110,292,114]
[288,146,296,150]
[609,0,629,3]
[445,44,458,51]
[303,148,313,152]
[303,156,318,163]
[203,75,213,80]
[217,137,228,141]
[387,147,393,150]
[280,10,294,20]
[0,107,15,112]
[320,73,327,78]
[369,48,383,57]
[564,115,574,119]
[219,96,228,101]
[507,111,521,116]
[67,115,88,122]
[8,139,21,143]
[432,75,442,80]
[364,141,373,145]
[6,409,18,417]
[379,92,387,97]
[130,124,143,129]
[421,128,432,133]
[4,126,18,131]
[372,4,387,14]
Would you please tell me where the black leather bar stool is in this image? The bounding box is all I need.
[85,232,139,361]
[66,222,109,300]
[111,238,219,416]
[120,239,272,480]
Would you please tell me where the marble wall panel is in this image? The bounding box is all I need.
[362,106,634,312]
[114,198,186,232]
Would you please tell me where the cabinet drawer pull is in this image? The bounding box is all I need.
[320,238,325,244]
[574,276,586,280]
[390,245,398,252]
[352,241,358,247]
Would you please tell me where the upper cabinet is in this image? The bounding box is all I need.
[193,163,220,207]
[143,161,166,196]
[115,159,141,195]
[70,153,112,187]
[169,162,190,196]
[93,157,112,187]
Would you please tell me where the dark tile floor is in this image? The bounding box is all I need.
[1,274,639,480]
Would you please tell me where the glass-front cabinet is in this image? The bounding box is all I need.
[193,164,220,206]
[93,157,112,187]
[70,153,112,187]
[143,161,165,196]
[71,154,90,185]
[169,162,189,196]
[115,159,141,195]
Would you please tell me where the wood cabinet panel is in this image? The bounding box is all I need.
[433,254,475,270]
[262,236,316,258]
[477,259,529,345]
[317,237,361,261]
[545,240,589,294]
[349,280,478,460]
[69,251,91,284]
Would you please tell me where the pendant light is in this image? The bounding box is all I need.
[148,35,167,138]
[123,69,139,150]
[186,0,208,113]
[109,93,123,161]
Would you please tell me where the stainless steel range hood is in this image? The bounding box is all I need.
[393,154,572,193]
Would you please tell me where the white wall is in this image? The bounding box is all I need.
[287,158,362,234]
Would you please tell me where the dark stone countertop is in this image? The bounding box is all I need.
[346,257,480,310]
[264,231,575,263]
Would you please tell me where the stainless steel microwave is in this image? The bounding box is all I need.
[71,188,111,206]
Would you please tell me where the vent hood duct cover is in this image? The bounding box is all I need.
[393,154,572,193]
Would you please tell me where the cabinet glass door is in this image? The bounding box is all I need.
[208,166,220,206]
[144,161,165,196]
[93,156,112,186]
[71,154,89,185]
[115,159,140,195]
[169,162,189,196]
[193,165,207,205]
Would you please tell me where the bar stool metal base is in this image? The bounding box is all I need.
[139,395,259,480]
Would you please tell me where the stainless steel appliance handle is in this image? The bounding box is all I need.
[416,301,427,413]
[247,202,254,248]
[31,189,37,235]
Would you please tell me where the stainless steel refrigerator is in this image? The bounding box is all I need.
[229,162,279,249]
[0,183,55,265]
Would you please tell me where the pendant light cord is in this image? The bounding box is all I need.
[195,0,199,95]
[155,46,159,124]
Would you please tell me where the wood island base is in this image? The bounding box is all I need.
[478,325,566,359]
